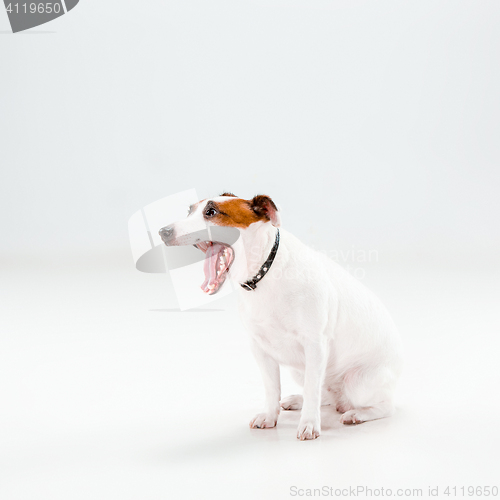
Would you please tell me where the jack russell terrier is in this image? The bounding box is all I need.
[159,193,402,440]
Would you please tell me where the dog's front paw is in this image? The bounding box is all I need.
[296,419,321,440]
[249,412,278,429]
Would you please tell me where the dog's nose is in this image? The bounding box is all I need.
[159,226,174,240]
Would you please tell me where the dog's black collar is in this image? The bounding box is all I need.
[240,229,280,291]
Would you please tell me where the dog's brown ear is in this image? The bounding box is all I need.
[250,195,281,227]
[220,192,237,197]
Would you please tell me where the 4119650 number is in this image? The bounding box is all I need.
[444,486,499,497]
[6,3,62,14]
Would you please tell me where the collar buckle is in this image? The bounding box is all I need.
[240,282,256,291]
[239,229,280,292]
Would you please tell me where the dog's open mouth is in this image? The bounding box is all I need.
[195,241,234,295]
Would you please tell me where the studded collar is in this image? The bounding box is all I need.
[240,229,280,291]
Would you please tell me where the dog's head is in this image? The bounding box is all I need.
[159,193,280,294]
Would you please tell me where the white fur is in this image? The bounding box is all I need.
[167,197,402,440]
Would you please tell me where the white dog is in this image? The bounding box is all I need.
[159,193,402,440]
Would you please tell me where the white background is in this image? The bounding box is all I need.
[1,1,499,499]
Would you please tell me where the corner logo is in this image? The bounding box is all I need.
[3,0,79,33]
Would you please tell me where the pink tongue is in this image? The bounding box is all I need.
[201,243,228,295]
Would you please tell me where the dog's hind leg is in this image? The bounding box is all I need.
[323,379,353,413]
[338,366,397,425]
[280,369,304,410]
[280,394,303,410]
[340,400,395,425]
[280,391,334,410]
[280,369,332,411]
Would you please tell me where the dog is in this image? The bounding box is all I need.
[159,193,402,440]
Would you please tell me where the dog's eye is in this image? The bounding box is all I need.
[205,208,217,217]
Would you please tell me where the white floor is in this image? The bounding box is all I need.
[1,252,499,499]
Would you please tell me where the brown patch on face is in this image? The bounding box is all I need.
[205,198,268,228]
[219,192,237,197]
